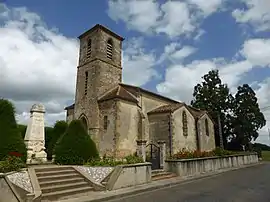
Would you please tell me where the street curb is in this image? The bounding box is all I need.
[67,162,265,202]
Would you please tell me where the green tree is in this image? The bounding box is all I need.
[54,120,99,165]
[230,84,266,149]
[0,99,27,161]
[47,120,68,160]
[191,70,234,148]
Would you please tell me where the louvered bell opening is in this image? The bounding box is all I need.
[86,40,91,59]
[107,43,113,60]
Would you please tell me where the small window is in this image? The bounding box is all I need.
[104,116,108,130]
[84,71,88,95]
[86,39,91,59]
[182,111,188,136]
[205,119,209,136]
[107,39,113,60]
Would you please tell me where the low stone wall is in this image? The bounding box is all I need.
[104,163,152,190]
[165,153,258,177]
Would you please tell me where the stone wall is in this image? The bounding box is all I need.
[140,93,175,141]
[148,113,170,147]
[98,100,117,157]
[115,100,139,157]
[104,163,152,190]
[165,153,258,177]
[172,107,197,154]
[197,114,215,151]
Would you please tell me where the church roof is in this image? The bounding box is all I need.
[119,83,179,104]
[147,103,209,120]
[78,24,125,41]
[147,103,185,114]
[98,85,138,103]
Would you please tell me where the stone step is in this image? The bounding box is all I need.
[41,186,93,201]
[37,173,81,182]
[152,172,177,181]
[39,177,86,188]
[151,169,166,174]
[35,166,74,173]
[36,169,76,177]
[41,181,90,194]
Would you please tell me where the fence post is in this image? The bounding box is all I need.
[157,140,166,169]
[136,140,147,162]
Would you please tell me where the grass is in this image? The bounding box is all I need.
[262,151,270,161]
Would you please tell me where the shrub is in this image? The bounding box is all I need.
[85,154,144,167]
[172,148,214,159]
[212,147,234,156]
[0,155,26,173]
[54,120,99,165]
[47,121,68,160]
[0,99,27,162]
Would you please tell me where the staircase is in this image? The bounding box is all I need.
[151,169,177,181]
[34,166,94,201]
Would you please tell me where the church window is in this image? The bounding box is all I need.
[107,38,113,60]
[104,116,108,130]
[182,111,188,136]
[86,39,91,59]
[205,118,209,136]
[84,71,88,95]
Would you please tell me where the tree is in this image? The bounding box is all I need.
[47,120,68,160]
[0,99,27,161]
[191,70,234,148]
[54,120,99,165]
[229,84,266,149]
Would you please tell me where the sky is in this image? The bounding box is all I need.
[0,0,270,145]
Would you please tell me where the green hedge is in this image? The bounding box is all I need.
[54,120,99,165]
[0,99,26,162]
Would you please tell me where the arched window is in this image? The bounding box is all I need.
[80,116,88,132]
[182,111,188,136]
[107,39,113,60]
[205,118,209,136]
[86,39,91,59]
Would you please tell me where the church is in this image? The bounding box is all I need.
[64,24,216,158]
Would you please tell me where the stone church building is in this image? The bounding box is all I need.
[65,24,215,158]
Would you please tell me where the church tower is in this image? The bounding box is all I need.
[74,24,124,138]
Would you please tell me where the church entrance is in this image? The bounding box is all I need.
[80,117,88,132]
[146,143,161,170]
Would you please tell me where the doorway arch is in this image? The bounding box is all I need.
[79,114,88,133]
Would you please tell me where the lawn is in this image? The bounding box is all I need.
[262,151,270,161]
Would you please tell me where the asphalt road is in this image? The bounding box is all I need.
[108,163,270,202]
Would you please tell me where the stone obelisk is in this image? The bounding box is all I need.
[24,104,47,164]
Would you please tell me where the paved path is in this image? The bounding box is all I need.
[108,163,270,202]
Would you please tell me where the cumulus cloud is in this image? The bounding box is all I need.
[232,0,270,32]
[107,0,224,38]
[0,4,160,126]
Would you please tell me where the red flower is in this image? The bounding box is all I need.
[9,151,23,157]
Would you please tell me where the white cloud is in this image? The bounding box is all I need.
[240,39,270,67]
[232,0,270,31]
[187,0,225,17]
[122,37,159,86]
[107,0,224,38]
[107,0,161,33]
[0,4,79,126]
[0,4,160,126]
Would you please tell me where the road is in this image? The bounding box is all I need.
[108,163,270,202]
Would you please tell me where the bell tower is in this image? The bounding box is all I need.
[74,24,124,138]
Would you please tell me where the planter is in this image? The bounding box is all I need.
[165,153,258,177]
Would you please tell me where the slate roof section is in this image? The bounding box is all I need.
[64,104,75,110]
[98,85,138,103]
[119,83,179,104]
[147,103,185,114]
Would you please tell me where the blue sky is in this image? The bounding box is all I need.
[1,0,270,144]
